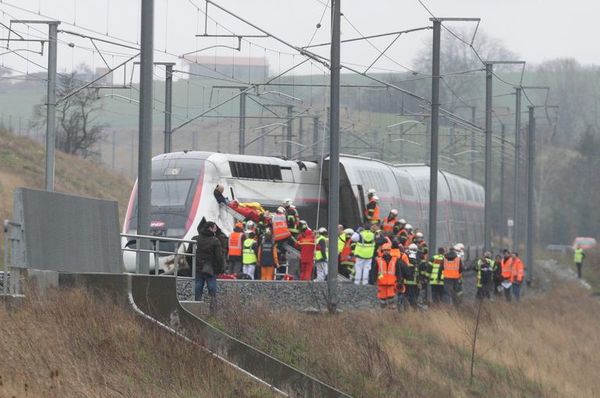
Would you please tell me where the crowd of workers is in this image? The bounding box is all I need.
[194,186,526,309]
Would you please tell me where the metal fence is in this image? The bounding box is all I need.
[120,233,197,279]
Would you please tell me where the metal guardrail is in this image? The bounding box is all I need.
[120,233,197,279]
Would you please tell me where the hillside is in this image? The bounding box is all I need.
[0,129,133,266]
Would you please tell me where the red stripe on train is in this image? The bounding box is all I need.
[185,170,205,231]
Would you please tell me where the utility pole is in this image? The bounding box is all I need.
[484,62,493,251]
[10,20,61,190]
[526,106,535,284]
[162,63,175,153]
[513,87,522,252]
[483,60,525,251]
[327,0,341,313]
[470,106,476,181]
[137,0,154,274]
[313,116,320,159]
[286,105,293,158]
[298,117,304,159]
[239,91,247,154]
[499,123,506,245]
[111,130,116,169]
[429,18,441,252]
[427,17,481,249]
[45,22,59,191]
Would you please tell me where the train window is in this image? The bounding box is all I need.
[151,179,193,207]
[229,161,282,180]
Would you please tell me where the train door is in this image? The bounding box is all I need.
[322,160,362,229]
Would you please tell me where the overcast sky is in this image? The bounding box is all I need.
[0,0,598,80]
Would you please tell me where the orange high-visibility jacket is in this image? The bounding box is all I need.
[364,198,380,223]
[382,217,396,233]
[272,214,291,241]
[512,257,524,283]
[377,256,397,286]
[443,257,461,279]
[501,257,513,280]
[228,231,243,256]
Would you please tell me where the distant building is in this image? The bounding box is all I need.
[183,55,269,82]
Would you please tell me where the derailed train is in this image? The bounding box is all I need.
[122,151,484,272]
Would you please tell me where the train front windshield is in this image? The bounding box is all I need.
[125,157,204,240]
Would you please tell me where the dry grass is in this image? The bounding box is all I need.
[0,289,274,398]
[214,285,600,397]
[1,284,599,397]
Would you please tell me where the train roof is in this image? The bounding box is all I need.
[153,150,318,167]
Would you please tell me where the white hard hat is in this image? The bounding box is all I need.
[455,242,465,250]
[415,232,424,238]
[343,228,354,235]
[408,243,418,251]
[246,220,256,228]
[398,218,407,225]
[390,209,398,215]
[318,227,327,234]
[299,220,308,225]
[405,223,413,230]
[276,206,285,214]
[367,188,376,194]
[283,198,293,206]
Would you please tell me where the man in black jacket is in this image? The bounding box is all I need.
[189,221,225,310]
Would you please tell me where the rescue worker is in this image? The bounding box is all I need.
[493,254,503,296]
[574,245,585,279]
[500,249,513,301]
[338,228,355,279]
[352,223,376,285]
[364,193,381,225]
[272,207,292,242]
[382,209,399,234]
[376,243,398,308]
[404,243,421,308]
[367,188,376,200]
[413,231,429,258]
[429,247,446,303]
[405,224,414,245]
[394,218,408,241]
[258,229,279,280]
[511,253,525,302]
[242,230,258,279]
[417,244,431,307]
[443,246,463,307]
[227,222,244,275]
[296,220,316,281]
[475,251,495,300]
[314,227,328,281]
[286,204,300,238]
[454,243,465,261]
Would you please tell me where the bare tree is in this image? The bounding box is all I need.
[33,66,107,159]
[413,28,518,113]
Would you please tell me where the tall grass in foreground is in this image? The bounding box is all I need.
[0,289,273,398]
[1,284,599,397]
[214,284,600,397]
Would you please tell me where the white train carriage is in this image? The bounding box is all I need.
[122,151,484,273]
